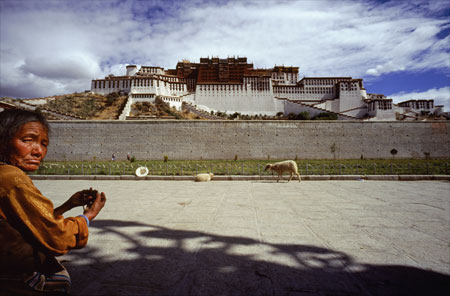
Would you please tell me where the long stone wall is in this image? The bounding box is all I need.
[45,120,450,161]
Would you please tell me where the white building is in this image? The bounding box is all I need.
[90,57,440,120]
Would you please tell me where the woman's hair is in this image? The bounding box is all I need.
[0,109,50,163]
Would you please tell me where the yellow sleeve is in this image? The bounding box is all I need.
[1,169,89,256]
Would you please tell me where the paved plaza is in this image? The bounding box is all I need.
[34,179,450,295]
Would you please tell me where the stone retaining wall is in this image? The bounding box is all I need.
[46,120,450,161]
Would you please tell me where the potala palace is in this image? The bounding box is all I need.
[91,57,443,120]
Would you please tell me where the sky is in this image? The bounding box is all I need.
[0,0,449,110]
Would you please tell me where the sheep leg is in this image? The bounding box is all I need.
[297,173,301,182]
[277,173,281,182]
[288,172,293,182]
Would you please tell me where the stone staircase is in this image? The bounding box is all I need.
[339,106,368,118]
[281,98,359,120]
[178,92,195,100]
[182,102,224,120]
[118,95,132,120]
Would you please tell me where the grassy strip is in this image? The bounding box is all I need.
[33,159,450,176]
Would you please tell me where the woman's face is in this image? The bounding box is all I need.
[8,121,49,172]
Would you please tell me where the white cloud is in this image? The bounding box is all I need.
[389,87,450,111]
[20,54,101,80]
[0,0,449,101]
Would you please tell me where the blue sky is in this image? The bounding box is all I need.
[0,0,449,110]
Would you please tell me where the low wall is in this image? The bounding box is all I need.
[46,120,450,161]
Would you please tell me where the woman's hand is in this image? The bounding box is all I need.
[54,188,98,217]
[69,188,97,208]
[83,191,107,221]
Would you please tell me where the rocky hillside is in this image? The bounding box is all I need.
[1,92,128,120]
[41,92,128,120]
[130,97,192,119]
[1,92,208,120]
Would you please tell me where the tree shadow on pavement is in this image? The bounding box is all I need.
[65,219,449,296]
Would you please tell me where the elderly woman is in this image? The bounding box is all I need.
[0,109,106,294]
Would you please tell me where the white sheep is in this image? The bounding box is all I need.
[264,160,301,182]
[194,173,214,182]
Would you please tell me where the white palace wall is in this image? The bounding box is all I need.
[128,95,183,111]
[319,99,341,113]
[273,86,335,102]
[283,101,327,117]
[91,79,132,95]
[194,84,282,115]
[91,77,187,98]
[133,77,186,95]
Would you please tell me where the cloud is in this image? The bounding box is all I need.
[20,54,101,80]
[388,87,450,111]
[0,0,449,102]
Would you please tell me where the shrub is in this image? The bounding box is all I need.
[234,154,238,161]
[230,112,240,119]
[130,156,136,163]
[106,92,119,105]
[296,111,310,120]
[330,143,336,153]
[287,113,296,120]
[330,143,337,159]
[390,149,398,157]
[312,112,338,120]
[165,108,182,119]
[163,155,168,162]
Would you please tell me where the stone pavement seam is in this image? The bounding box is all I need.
[250,186,263,244]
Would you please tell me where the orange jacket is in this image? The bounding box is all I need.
[0,163,88,257]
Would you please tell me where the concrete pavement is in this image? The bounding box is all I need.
[34,179,450,295]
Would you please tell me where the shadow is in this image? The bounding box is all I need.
[255,180,298,183]
[65,219,449,296]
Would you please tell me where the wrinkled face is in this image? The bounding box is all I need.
[8,122,49,172]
